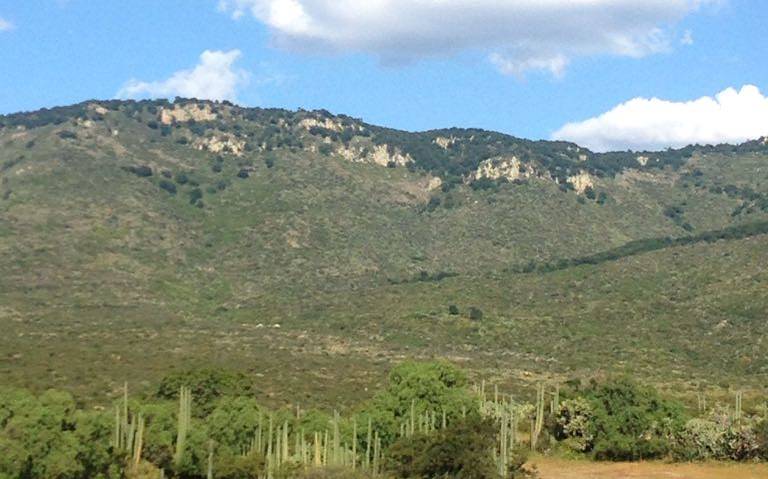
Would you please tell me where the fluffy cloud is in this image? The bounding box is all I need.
[0,17,14,32]
[218,0,714,76]
[117,50,249,101]
[552,85,768,152]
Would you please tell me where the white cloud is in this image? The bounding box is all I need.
[218,0,715,77]
[681,30,694,45]
[552,85,768,152]
[117,50,249,101]
[0,17,14,32]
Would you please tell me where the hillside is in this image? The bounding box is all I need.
[1,99,767,405]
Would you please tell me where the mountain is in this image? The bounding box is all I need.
[1,99,767,405]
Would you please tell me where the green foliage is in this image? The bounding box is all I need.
[386,415,498,479]
[673,418,727,460]
[0,388,117,479]
[554,398,594,453]
[585,378,687,461]
[362,362,476,445]
[155,369,253,415]
[448,305,460,316]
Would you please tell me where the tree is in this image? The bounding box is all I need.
[387,415,497,479]
[360,362,476,446]
[586,378,686,461]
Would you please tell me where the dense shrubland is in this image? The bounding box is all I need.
[2,362,768,479]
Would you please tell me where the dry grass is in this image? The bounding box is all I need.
[531,457,768,479]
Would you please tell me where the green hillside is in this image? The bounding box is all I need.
[1,99,767,405]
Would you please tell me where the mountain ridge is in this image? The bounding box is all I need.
[1,98,767,402]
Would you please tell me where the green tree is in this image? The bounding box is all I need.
[586,378,686,461]
[386,415,497,479]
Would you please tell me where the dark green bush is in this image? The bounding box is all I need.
[156,369,252,415]
[159,180,177,195]
[468,307,483,321]
[123,165,153,177]
[586,378,686,461]
[448,305,460,315]
[57,130,77,140]
[386,415,498,479]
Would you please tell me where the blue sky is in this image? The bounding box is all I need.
[1,0,767,151]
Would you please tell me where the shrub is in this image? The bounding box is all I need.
[725,427,760,461]
[674,419,727,460]
[57,130,77,140]
[468,307,483,321]
[175,172,189,185]
[554,398,594,452]
[237,169,250,179]
[156,369,252,415]
[586,378,686,461]
[448,305,460,316]
[188,188,203,205]
[386,415,498,479]
[361,361,476,445]
[755,419,768,460]
[124,165,153,177]
[319,144,334,156]
[159,180,177,195]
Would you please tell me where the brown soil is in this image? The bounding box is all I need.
[529,457,768,479]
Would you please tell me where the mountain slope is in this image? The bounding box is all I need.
[1,99,767,403]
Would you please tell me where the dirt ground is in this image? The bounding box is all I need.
[529,457,768,479]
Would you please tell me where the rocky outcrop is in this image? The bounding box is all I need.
[434,136,457,150]
[160,104,217,124]
[567,172,596,194]
[335,144,413,167]
[427,176,443,191]
[193,135,245,156]
[299,117,346,132]
[474,156,533,182]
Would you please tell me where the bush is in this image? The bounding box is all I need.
[188,188,203,205]
[155,369,253,415]
[57,130,77,140]
[175,172,189,185]
[468,307,483,321]
[674,419,727,460]
[586,378,686,461]
[386,415,498,479]
[159,180,177,195]
[554,398,594,452]
[361,361,476,445]
[237,169,250,179]
[124,165,153,177]
[319,144,334,156]
[448,305,460,316]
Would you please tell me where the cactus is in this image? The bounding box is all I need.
[531,383,545,450]
[174,386,192,468]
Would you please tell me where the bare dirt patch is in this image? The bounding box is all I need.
[531,457,768,479]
